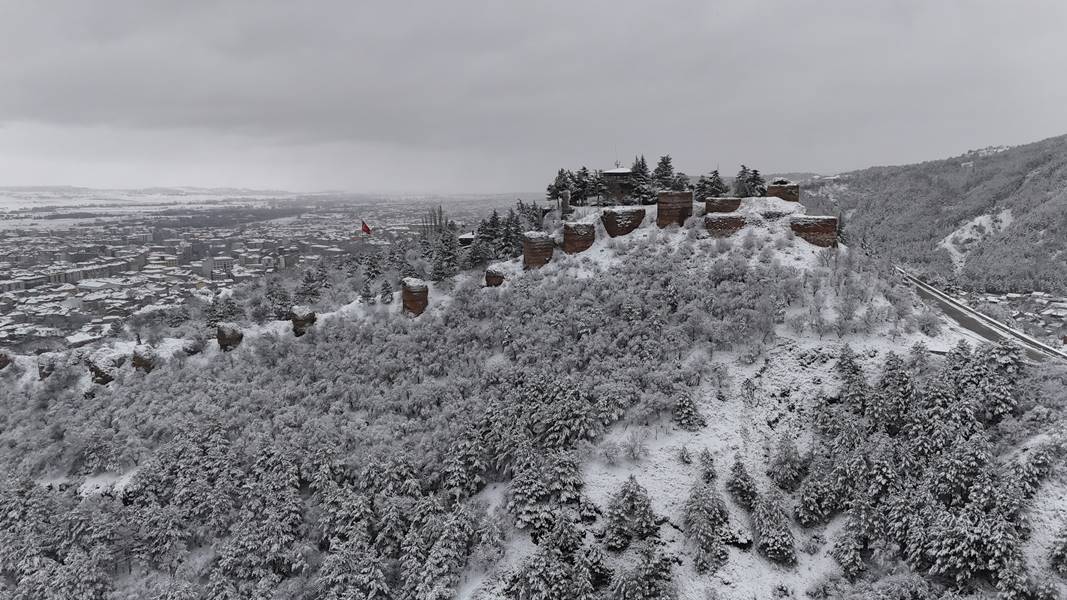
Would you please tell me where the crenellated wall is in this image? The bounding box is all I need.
[602,207,645,237]
[522,232,555,269]
[705,197,743,213]
[705,214,747,237]
[402,278,429,316]
[789,216,838,247]
[563,222,595,254]
[657,191,694,228]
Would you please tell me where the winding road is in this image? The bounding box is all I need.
[897,267,1067,363]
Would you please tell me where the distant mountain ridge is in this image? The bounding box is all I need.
[802,132,1067,293]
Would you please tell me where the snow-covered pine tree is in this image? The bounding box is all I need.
[726,455,758,510]
[360,279,377,304]
[603,475,660,551]
[499,210,524,258]
[430,227,460,282]
[669,172,691,191]
[752,491,796,565]
[683,481,729,573]
[572,166,594,205]
[295,269,322,304]
[699,448,717,483]
[652,155,675,190]
[747,168,767,196]
[377,279,394,304]
[609,544,674,600]
[629,155,655,204]
[767,435,807,492]
[733,165,752,196]
[673,394,707,431]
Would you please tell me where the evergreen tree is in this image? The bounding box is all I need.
[573,166,594,205]
[603,476,660,551]
[747,169,767,196]
[206,296,241,327]
[295,269,322,304]
[698,448,717,483]
[652,155,675,190]
[752,492,796,565]
[669,172,691,191]
[629,156,655,205]
[673,394,706,431]
[546,168,575,201]
[499,210,524,258]
[609,544,674,600]
[361,279,377,304]
[683,482,729,573]
[733,165,752,196]
[379,280,394,304]
[726,455,758,510]
[695,170,729,202]
[431,227,460,282]
[767,435,807,492]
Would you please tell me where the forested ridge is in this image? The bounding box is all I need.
[804,133,1067,293]
[1,219,1066,600]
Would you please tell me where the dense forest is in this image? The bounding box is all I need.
[2,205,1066,599]
[803,133,1067,294]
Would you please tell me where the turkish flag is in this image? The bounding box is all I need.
[361,220,372,235]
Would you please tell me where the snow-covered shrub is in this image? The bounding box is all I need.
[683,481,730,573]
[673,394,707,431]
[603,476,660,552]
[602,442,620,466]
[677,445,692,465]
[767,435,807,492]
[752,492,796,565]
[622,430,650,462]
[726,456,758,510]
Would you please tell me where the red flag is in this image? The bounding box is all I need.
[361,220,372,235]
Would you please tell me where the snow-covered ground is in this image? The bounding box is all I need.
[937,208,1014,271]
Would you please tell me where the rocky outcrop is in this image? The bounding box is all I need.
[217,323,244,352]
[705,197,743,213]
[289,305,317,337]
[522,232,554,269]
[402,277,429,316]
[131,345,157,373]
[767,182,800,203]
[601,207,645,237]
[37,355,55,380]
[485,265,505,287]
[0,351,11,371]
[705,214,747,237]
[656,191,694,228]
[790,216,838,247]
[86,350,124,385]
[562,222,595,254]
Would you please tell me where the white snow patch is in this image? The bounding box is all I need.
[937,208,1013,271]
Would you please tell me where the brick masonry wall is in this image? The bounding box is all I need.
[657,191,694,228]
[704,214,747,237]
[790,216,838,247]
[601,208,646,237]
[705,197,743,213]
[402,279,429,316]
[562,222,595,254]
[522,233,554,269]
[484,269,505,287]
[766,183,800,203]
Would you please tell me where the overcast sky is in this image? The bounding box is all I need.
[1,1,1066,193]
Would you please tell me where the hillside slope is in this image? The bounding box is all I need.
[803,133,1067,293]
[1,203,1066,600]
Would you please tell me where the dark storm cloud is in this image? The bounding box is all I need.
[1,0,1066,191]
